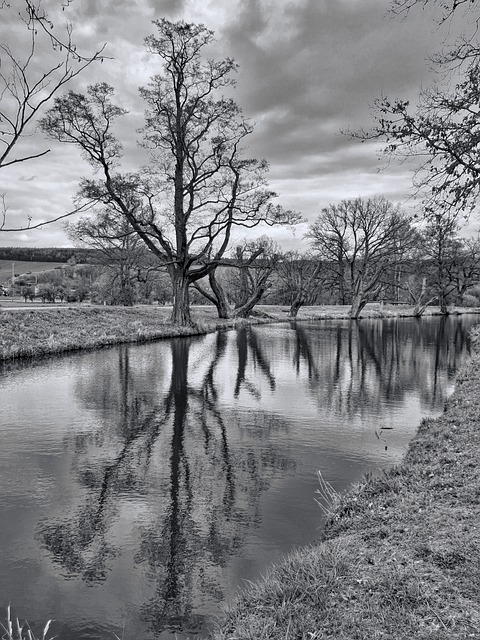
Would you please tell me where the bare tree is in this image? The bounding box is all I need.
[194,237,281,319]
[397,212,480,314]
[66,209,160,306]
[419,213,480,312]
[276,251,322,318]
[365,69,480,216]
[449,235,480,302]
[356,0,480,220]
[0,0,105,231]
[422,210,460,313]
[308,196,416,318]
[41,20,298,326]
[390,0,475,22]
[404,274,437,316]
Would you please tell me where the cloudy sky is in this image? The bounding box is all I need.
[0,0,469,249]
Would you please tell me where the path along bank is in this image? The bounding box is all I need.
[211,325,480,640]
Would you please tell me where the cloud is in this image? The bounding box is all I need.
[222,0,443,160]
[0,0,457,248]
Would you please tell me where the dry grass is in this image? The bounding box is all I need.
[211,327,480,639]
[0,305,240,362]
[0,606,53,640]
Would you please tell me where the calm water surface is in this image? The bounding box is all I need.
[0,315,478,639]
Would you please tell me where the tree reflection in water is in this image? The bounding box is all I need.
[287,316,474,418]
[37,330,293,637]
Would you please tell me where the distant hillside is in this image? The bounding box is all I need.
[0,247,98,263]
[0,260,69,285]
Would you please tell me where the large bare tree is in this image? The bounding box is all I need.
[0,0,105,231]
[308,196,416,318]
[41,20,297,325]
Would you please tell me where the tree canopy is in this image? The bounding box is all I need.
[308,196,416,317]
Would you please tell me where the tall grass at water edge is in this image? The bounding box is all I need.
[0,606,53,640]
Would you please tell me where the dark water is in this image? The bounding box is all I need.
[0,315,478,639]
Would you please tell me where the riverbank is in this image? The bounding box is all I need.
[212,327,480,640]
[1,302,478,362]
[0,305,223,362]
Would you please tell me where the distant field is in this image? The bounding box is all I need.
[0,260,66,284]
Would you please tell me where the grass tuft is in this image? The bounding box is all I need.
[315,470,340,519]
[0,606,54,640]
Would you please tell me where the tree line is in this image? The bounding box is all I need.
[7,208,480,316]
[0,247,96,264]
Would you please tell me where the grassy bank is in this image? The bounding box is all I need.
[212,328,480,640]
[0,305,235,362]
[1,302,478,363]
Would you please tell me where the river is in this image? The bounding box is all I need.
[0,315,477,639]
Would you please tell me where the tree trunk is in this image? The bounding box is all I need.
[288,293,305,319]
[350,294,367,319]
[119,268,135,306]
[412,278,436,316]
[439,296,449,315]
[170,270,192,325]
[233,283,268,318]
[209,270,233,319]
[338,259,346,305]
[438,280,448,314]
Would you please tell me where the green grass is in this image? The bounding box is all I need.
[211,327,480,639]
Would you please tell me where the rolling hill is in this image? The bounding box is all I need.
[0,260,67,285]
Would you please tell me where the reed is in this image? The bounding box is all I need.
[315,470,340,519]
[0,606,53,640]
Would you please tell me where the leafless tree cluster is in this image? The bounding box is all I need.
[308,197,417,317]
